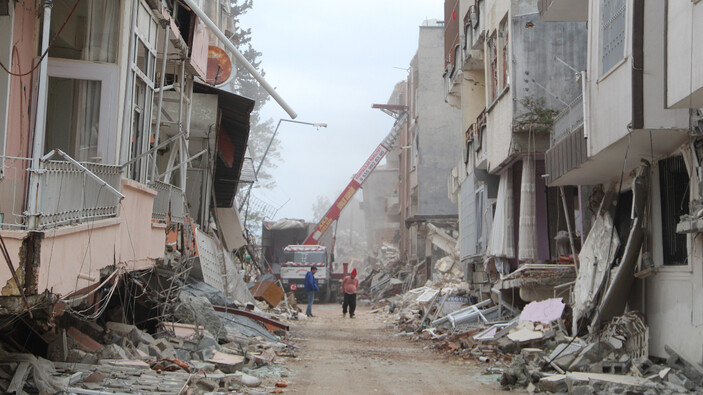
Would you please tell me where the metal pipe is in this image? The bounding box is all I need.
[150,24,171,183]
[177,60,186,188]
[181,0,298,119]
[27,0,54,229]
[158,148,207,178]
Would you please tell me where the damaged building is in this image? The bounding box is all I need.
[0,0,300,393]
[362,0,703,393]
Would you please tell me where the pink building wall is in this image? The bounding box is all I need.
[0,178,165,296]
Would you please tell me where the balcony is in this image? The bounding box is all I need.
[150,181,186,224]
[551,95,584,145]
[444,35,463,108]
[463,2,485,71]
[538,0,588,22]
[0,151,123,230]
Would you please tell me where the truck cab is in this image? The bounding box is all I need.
[280,245,335,302]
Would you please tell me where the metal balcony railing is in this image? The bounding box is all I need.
[36,150,123,229]
[0,150,124,230]
[149,180,186,224]
[551,95,584,145]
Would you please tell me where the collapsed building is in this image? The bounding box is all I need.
[0,0,300,392]
[363,0,703,393]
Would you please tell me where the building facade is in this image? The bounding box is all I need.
[0,0,257,313]
[542,0,703,362]
[394,20,463,282]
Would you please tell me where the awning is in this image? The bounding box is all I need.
[193,82,255,208]
[549,129,689,186]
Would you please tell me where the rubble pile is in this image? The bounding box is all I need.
[0,253,298,394]
[372,286,703,394]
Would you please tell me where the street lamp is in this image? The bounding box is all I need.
[254,119,327,178]
[242,119,327,226]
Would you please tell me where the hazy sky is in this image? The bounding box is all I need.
[240,1,442,222]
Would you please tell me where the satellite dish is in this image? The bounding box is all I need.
[205,45,233,86]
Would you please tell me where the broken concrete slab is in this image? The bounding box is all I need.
[106,321,137,337]
[68,327,103,352]
[549,342,585,370]
[665,344,703,385]
[537,374,568,393]
[148,338,177,360]
[507,321,545,343]
[97,344,130,360]
[565,371,654,389]
[174,294,224,340]
[205,351,246,373]
[128,328,155,346]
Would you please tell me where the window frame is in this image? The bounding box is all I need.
[47,58,119,164]
[488,33,498,102]
[124,0,159,183]
[599,0,628,77]
[499,18,509,90]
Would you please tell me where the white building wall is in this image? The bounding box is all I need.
[646,164,703,362]
[585,0,632,158]
[666,1,703,109]
[642,0,688,130]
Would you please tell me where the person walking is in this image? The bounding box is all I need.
[342,268,359,318]
[304,266,319,317]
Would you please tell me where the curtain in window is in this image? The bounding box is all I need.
[487,170,514,262]
[518,158,538,261]
[75,0,119,162]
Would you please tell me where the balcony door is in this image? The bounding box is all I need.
[45,59,118,164]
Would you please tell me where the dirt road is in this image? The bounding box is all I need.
[285,303,509,394]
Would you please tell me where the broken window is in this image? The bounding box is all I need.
[600,0,626,75]
[659,155,689,266]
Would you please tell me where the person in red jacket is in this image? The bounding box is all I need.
[342,268,359,318]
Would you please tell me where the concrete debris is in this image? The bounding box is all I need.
[369,257,703,395]
[0,260,296,395]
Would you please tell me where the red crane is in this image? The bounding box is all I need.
[303,111,407,245]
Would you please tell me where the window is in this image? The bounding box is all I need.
[124,0,159,182]
[45,60,119,163]
[600,0,626,75]
[488,35,498,102]
[499,18,509,88]
[44,0,120,164]
[476,187,484,251]
[659,156,689,266]
[49,0,120,63]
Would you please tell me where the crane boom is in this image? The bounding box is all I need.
[303,112,407,245]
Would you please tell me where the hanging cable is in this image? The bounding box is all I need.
[0,0,82,77]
